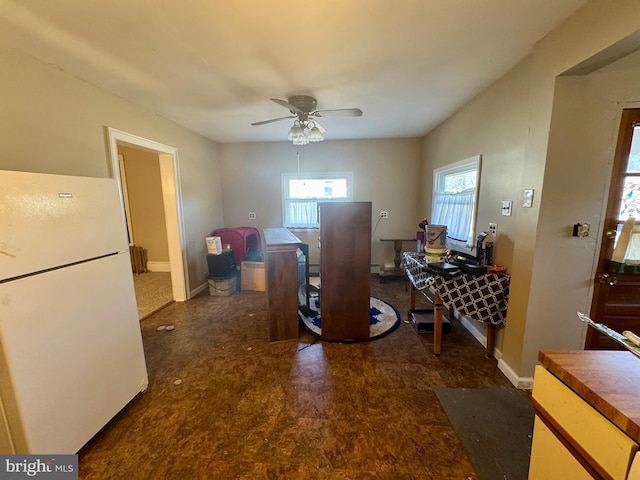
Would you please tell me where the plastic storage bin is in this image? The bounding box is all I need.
[206,250,236,277]
[208,272,238,296]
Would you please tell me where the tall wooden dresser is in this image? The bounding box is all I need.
[318,202,371,341]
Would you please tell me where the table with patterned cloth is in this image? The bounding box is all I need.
[403,251,510,356]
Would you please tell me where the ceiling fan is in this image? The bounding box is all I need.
[251,95,363,145]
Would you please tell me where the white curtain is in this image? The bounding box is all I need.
[432,190,475,243]
[626,226,640,264]
[286,199,318,228]
[612,217,640,267]
[285,198,343,228]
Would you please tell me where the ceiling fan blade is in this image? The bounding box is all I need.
[314,108,363,117]
[270,98,304,114]
[251,116,295,126]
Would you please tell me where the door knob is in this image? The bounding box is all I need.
[598,273,618,286]
[605,229,617,239]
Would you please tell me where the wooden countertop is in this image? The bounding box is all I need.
[539,350,640,443]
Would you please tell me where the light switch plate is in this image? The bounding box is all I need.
[501,200,512,216]
[523,189,534,208]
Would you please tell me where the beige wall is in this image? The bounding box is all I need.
[523,51,640,372]
[118,145,169,264]
[219,138,423,267]
[421,0,640,382]
[0,44,223,293]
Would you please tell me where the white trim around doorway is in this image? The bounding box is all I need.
[106,127,189,301]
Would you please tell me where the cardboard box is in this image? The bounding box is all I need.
[241,261,265,291]
[205,236,223,254]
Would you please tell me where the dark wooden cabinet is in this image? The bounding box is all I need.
[319,202,372,341]
[263,228,302,342]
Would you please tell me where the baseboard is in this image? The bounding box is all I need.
[457,313,533,390]
[459,314,490,349]
[309,263,383,275]
[498,359,534,390]
[458,313,503,361]
[147,261,171,272]
[190,281,208,298]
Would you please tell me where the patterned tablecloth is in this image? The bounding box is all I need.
[403,251,510,326]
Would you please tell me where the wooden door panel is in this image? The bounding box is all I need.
[587,109,640,350]
[603,279,640,311]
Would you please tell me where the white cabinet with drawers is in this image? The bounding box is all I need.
[529,351,640,480]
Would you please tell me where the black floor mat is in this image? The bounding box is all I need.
[435,387,534,480]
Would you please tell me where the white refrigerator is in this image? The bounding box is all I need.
[0,169,149,454]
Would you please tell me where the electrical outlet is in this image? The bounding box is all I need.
[489,223,497,237]
[248,212,256,219]
[380,211,388,218]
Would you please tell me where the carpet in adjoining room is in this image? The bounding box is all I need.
[435,387,534,480]
[132,271,173,320]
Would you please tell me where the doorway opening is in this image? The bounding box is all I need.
[587,109,640,349]
[106,127,189,315]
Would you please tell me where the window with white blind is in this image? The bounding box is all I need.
[431,155,481,249]
[282,172,353,228]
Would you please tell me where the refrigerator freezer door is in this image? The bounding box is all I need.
[0,170,129,281]
[0,252,148,453]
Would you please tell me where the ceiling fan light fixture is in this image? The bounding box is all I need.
[292,135,309,146]
[307,125,324,143]
[253,95,360,144]
[288,123,304,141]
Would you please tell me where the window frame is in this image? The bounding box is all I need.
[431,155,481,250]
[281,172,354,228]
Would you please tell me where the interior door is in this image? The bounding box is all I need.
[586,109,640,349]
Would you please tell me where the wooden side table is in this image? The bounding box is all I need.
[379,238,416,280]
[403,251,509,357]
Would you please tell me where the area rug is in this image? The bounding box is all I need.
[435,387,534,480]
[298,296,401,341]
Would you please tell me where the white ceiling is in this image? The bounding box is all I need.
[0,0,587,143]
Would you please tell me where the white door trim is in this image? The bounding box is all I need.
[106,127,189,301]
[117,153,135,245]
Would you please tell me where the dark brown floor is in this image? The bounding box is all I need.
[78,276,515,479]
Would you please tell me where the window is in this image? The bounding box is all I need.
[431,155,481,248]
[612,123,640,269]
[282,172,353,228]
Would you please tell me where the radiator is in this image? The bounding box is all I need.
[129,245,147,274]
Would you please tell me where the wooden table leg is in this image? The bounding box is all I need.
[486,323,496,358]
[410,282,416,310]
[392,240,403,272]
[433,291,443,356]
